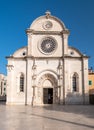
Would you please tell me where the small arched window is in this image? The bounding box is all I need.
[20,73,24,92]
[72,73,79,92]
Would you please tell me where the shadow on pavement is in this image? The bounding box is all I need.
[42,104,94,119]
[31,112,94,129]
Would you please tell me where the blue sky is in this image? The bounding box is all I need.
[0,0,94,75]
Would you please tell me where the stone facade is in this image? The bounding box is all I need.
[6,11,89,105]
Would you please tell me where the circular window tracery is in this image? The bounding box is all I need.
[39,37,57,54]
[43,21,53,30]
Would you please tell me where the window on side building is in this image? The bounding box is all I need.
[89,80,92,86]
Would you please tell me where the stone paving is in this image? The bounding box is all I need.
[0,103,94,130]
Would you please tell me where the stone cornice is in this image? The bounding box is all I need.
[6,55,89,60]
[6,56,26,60]
[64,55,89,59]
[26,29,70,35]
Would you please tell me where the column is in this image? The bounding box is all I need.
[57,60,63,104]
[32,60,37,106]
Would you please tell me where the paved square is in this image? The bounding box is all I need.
[0,104,94,130]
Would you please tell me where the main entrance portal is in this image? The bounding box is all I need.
[37,73,58,105]
[43,88,53,104]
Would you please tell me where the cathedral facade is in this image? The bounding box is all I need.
[6,11,89,105]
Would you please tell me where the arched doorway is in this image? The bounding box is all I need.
[43,79,53,104]
[37,73,58,105]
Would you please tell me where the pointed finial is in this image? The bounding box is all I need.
[45,10,51,15]
[45,10,51,18]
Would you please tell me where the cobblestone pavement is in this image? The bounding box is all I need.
[0,103,94,130]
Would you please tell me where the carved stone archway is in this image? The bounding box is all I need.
[38,73,57,87]
[33,73,59,105]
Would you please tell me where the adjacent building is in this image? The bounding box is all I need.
[88,68,94,104]
[0,74,7,101]
[6,11,89,105]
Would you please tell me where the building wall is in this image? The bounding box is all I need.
[64,58,89,104]
[88,72,94,104]
[88,73,94,94]
[6,57,89,105]
[7,59,26,104]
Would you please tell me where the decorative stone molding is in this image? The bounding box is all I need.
[58,86,61,88]
[26,30,62,35]
[37,88,41,97]
[32,85,36,88]
[58,65,63,69]
[58,75,63,79]
[60,75,63,79]
[32,65,37,70]
[43,21,53,30]
[6,65,14,71]
[61,30,70,35]
[32,75,37,80]
[38,73,57,87]
[26,29,34,35]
